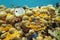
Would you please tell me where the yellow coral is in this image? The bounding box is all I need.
[0,11,7,17]
[26,22,47,31]
[44,36,52,40]
[3,28,20,40]
[36,33,43,40]
[0,24,12,31]
[33,11,40,17]
[6,13,15,20]
[55,17,60,21]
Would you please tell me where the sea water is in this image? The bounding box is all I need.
[0,0,60,8]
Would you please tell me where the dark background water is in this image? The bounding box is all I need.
[0,0,60,8]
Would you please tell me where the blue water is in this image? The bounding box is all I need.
[0,0,60,8]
